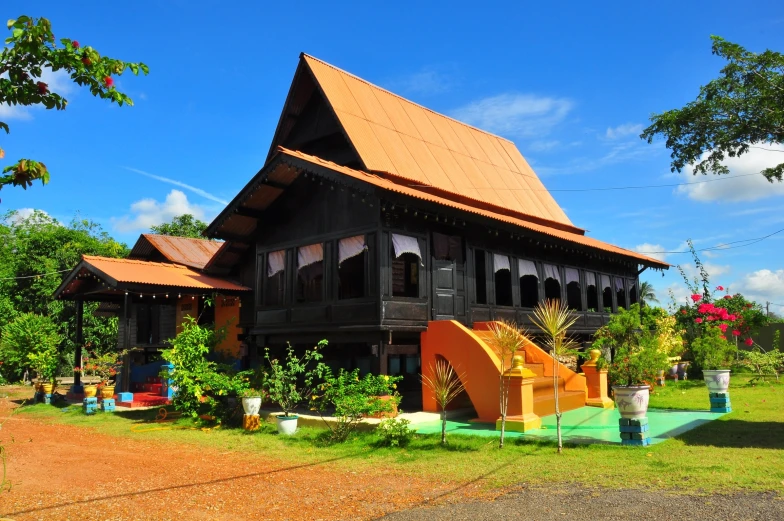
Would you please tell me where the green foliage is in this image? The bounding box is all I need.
[161,316,250,422]
[690,326,738,370]
[608,334,670,387]
[313,368,401,442]
[264,341,327,417]
[641,36,784,182]
[0,312,61,381]
[85,349,126,383]
[738,341,784,383]
[150,214,209,239]
[421,359,466,446]
[1,15,148,191]
[376,417,415,448]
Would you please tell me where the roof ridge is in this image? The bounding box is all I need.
[82,255,191,270]
[301,53,516,145]
[142,233,216,243]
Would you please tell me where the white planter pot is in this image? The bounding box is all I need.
[242,396,262,416]
[276,414,298,435]
[703,369,731,393]
[612,386,650,419]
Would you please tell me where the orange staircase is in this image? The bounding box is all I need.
[421,320,587,423]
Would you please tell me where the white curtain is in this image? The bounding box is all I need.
[543,264,561,283]
[493,253,510,273]
[566,268,580,284]
[339,235,366,265]
[298,243,323,270]
[518,259,537,278]
[585,271,596,287]
[267,250,285,277]
[392,233,421,259]
[615,277,625,292]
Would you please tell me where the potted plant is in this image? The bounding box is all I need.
[690,325,737,393]
[608,335,669,419]
[27,344,59,397]
[91,350,126,400]
[241,388,264,416]
[263,340,327,435]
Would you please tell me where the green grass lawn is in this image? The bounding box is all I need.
[6,376,784,494]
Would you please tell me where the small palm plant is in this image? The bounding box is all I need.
[639,281,659,307]
[421,359,466,445]
[532,300,579,454]
[487,320,531,449]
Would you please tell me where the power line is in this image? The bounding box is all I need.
[0,269,71,281]
[636,228,784,254]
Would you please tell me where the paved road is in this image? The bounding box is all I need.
[380,485,784,521]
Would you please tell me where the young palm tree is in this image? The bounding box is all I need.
[487,320,532,449]
[531,300,580,454]
[421,359,466,445]
[638,281,659,307]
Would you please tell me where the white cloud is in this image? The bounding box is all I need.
[123,167,229,205]
[633,243,667,262]
[450,93,573,138]
[0,103,32,120]
[606,123,642,140]
[676,144,784,202]
[678,261,731,282]
[0,67,74,122]
[734,269,784,304]
[113,190,207,233]
[4,208,52,225]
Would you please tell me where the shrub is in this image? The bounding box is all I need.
[0,313,62,382]
[377,417,415,447]
[264,340,327,418]
[690,325,737,370]
[608,334,670,387]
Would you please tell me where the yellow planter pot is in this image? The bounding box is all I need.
[84,385,98,398]
[101,385,115,399]
[41,382,55,395]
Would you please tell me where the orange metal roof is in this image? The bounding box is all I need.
[302,54,576,230]
[80,255,251,291]
[278,147,668,268]
[131,234,223,270]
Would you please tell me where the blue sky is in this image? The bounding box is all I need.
[2,1,784,310]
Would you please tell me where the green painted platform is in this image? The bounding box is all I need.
[414,407,727,445]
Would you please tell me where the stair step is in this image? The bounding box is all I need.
[524,364,544,377]
[532,390,585,417]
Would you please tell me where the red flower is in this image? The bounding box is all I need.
[746,303,753,309]
[72,40,80,48]
[681,310,687,314]
[716,285,724,291]
[103,76,114,87]
[720,335,727,340]
[718,323,728,333]
[36,81,48,94]
[745,337,754,346]
[695,318,703,324]
[732,330,741,337]
[82,57,92,66]
[723,295,732,300]
[690,294,701,302]
[728,314,737,321]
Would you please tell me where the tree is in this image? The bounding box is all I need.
[638,281,659,307]
[532,300,579,454]
[641,36,784,182]
[1,15,148,193]
[150,214,209,239]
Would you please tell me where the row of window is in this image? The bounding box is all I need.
[475,249,638,312]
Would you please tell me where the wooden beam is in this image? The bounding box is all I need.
[234,207,265,219]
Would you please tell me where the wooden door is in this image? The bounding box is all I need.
[432,260,457,321]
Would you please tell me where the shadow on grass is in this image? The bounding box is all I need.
[675,419,784,449]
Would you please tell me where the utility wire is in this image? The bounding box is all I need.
[0,269,71,281]
[635,228,784,254]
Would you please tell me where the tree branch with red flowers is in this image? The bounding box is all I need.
[0,15,148,195]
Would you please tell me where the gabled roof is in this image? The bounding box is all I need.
[295,54,575,230]
[128,234,223,270]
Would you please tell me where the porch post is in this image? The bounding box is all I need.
[72,297,84,391]
[121,291,131,393]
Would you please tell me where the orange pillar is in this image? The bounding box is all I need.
[496,356,541,432]
[582,350,614,408]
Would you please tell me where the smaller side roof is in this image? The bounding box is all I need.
[128,234,223,270]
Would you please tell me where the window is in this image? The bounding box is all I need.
[493,254,513,306]
[518,259,539,308]
[616,277,627,310]
[338,235,366,300]
[391,234,421,298]
[601,274,613,311]
[543,264,562,301]
[474,249,487,304]
[265,250,286,306]
[586,272,599,311]
[433,232,464,262]
[628,279,638,305]
[297,243,324,303]
[565,268,582,311]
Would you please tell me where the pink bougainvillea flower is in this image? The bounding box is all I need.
[104,76,114,87]
[698,303,714,314]
[718,323,728,333]
[732,330,741,336]
[695,317,703,324]
[728,314,737,321]
[745,337,754,346]
[716,285,724,291]
[72,40,80,48]
[690,294,701,302]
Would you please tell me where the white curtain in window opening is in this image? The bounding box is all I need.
[267,250,285,277]
[565,268,579,285]
[493,253,510,273]
[391,233,421,259]
[543,264,561,283]
[298,243,323,270]
[585,272,596,287]
[339,235,366,265]
[615,277,625,292]
[518,259,537,278]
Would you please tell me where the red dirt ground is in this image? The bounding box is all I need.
[0,393,495,521]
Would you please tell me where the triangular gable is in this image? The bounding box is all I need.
[128,234,223,270]
[284,53,577,231]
